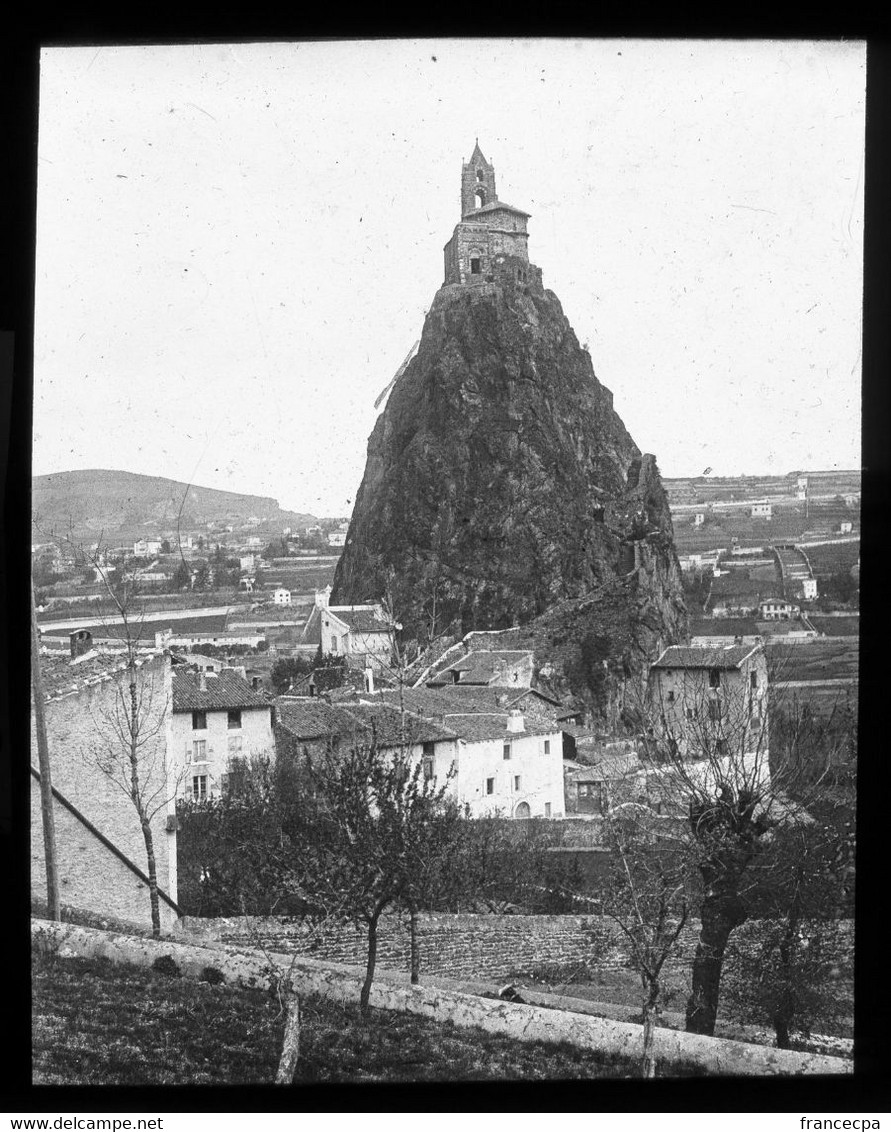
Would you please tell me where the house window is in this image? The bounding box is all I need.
[514,775,521,791]
[470,258,481,274]
[228,735,243,757]
[543,739,550,754]
[192,739,207,761]
[750,671,758,689]
[666,690,675,703]
[708,699,722,722]
[476,169,485,182]
[192,774,207,801]
[227,710,242,730]
[545,802,552,818]
[331,637,338,653]
[192,711,207,730]
[486,777,495,795]
[709,669,721,688]
[474,189,486,208]
[503,741,511,760]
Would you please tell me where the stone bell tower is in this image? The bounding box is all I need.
[461,140,498,217]
[443,141,540,289]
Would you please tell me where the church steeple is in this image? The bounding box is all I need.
[461,141,498,218]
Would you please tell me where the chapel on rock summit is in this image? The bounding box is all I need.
[443,142,542,289]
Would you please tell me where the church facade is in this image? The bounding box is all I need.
[443,142,542,289]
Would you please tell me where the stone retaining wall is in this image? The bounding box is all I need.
[32,920,851,1077]
[177,912,854,983]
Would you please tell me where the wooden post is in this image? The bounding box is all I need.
[31,581,61,920]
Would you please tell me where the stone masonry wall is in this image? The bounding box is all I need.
[178,912,854,983]
[31,655,177,933]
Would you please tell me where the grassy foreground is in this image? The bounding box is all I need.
[33,951,678,1084]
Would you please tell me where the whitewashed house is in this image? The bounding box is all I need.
[171,669,274,800]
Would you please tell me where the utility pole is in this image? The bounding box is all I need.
[30,580,61,921]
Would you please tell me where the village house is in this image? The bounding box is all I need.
[133,538,162,558]
[299,586,395,672]
[839,520,853,535]
[273,586,292,606]
[693,512,705,527]
[31,645,179,931]
[801,578,819,600]
[647,644,769,768]
[351,686,566,819]
[750,501,772,519]
[759,599,800,621]
[564,748,645,815]
[171,669,274,801]
[327,530,347,547]
[275,698,456,783]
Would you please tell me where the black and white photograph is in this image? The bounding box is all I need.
[28,38,864,1090]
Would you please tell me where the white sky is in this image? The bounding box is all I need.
[33,39,865,516]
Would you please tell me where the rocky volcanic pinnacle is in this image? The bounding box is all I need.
[332,273,687,709]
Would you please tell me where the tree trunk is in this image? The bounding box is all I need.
[140,816,162,939]
[685,893,746,1035]
[772,1010,792,1050]
[641,985,659,1078]
[275,985,301,1084]
[360,914,379,1015]
[772,905,800,1049]
[409,906,420,985]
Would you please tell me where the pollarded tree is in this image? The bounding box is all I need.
[720,807,853,1049]
[628,645,852,1037]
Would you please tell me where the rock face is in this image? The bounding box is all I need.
[332,273,687,710]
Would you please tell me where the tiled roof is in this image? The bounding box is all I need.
[471,200,531,219]
[274,698,455,746]
[332,608,392,634]
[355,688,557,743]
[371,686,504,717]
[338,704,456,746]
[275,699,370,741]
[37,649,165,703]
[427,649,532,687]
[172,670,271,712]
[299,606,322,644]
[651,645,760,670]
[438,713,556,743]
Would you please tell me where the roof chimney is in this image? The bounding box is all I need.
[198,672,207,692]
[506,709,525,734]
[364,665,375,694]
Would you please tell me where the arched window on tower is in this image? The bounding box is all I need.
[476,169,485,182]
[474,188,486,209]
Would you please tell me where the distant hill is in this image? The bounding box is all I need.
[32,470,319,540]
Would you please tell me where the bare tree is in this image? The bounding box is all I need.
[598,799,693,1077]
[624,647,854,1037]
[287,728,457,1013]
[43,528,187,937]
